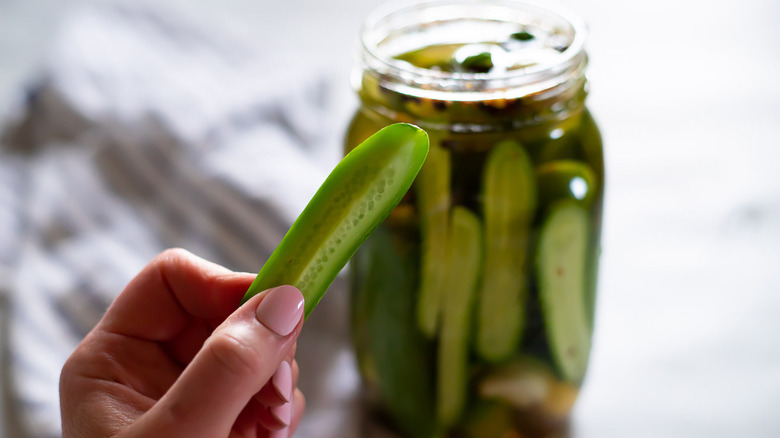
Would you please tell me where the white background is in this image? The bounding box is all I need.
[2,0,779,436]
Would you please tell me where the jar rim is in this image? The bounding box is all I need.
[359,0,589,101]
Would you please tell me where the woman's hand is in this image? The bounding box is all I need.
[60,248,305,438]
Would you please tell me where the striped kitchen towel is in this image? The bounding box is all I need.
[0,1,343,436]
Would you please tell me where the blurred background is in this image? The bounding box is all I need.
[1,0,779,437]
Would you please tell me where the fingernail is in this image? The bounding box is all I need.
[272,361,293,403]
[255,285,304,336]
[270,401,291,427]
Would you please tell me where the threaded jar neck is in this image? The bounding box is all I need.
[357,0,589,104]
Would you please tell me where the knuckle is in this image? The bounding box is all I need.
[59,356,78,390]
[206,331,267,379]
[291,360,300,381]
[156,247,190,265]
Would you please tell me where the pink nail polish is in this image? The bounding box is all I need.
[270,401,292,427]
[255,285,304,336]
[272,361,293,402]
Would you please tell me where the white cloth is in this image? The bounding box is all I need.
[0,1,348,436]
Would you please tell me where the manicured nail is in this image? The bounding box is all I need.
[255,285,304,336]
[270,401,291,427]
[272,361,293,402]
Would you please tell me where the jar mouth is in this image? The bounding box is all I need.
[359,0,588,101]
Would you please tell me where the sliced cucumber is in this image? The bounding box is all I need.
[437,207,483,427]
[585,242,601,332]
[242,124,429,318]
[536,160,601,332]
[476,140,536,362]
[355,225,438,438]
[416,141,452,337]
[536,201,592,383]
[349,227,380,393]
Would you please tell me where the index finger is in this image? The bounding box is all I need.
[99,248,255,341]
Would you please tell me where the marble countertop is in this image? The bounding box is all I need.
[1,0,779,437]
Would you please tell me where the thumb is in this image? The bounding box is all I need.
[133,285,304,437]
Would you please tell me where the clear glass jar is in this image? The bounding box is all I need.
[345,1,603,437]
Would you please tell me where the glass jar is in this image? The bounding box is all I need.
[345,1,603,437]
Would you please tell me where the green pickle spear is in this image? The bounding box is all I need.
[536,201,592,383]
[242,123,430,317]
[437,206,483,427]
[356,227,438,438]
[476,140,536,362]
[536,160,600,332]
[415,142,452,338]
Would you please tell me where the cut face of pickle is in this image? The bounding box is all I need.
[535,201,592,383]
[242,124,429,318]
[476,140,537,363]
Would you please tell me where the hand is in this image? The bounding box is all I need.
[60,248,306,438]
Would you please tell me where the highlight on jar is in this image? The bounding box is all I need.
[345,1,604,437]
